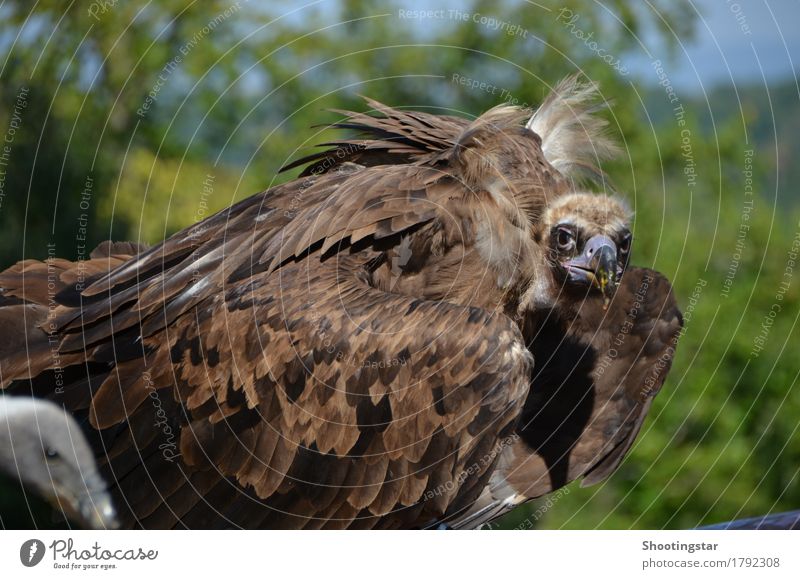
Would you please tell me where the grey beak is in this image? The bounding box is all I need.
[564,234,619,301]
[78,489,119,530]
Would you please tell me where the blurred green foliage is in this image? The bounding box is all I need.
[0,0,797,529]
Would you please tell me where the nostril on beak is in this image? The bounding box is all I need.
[584,235,616,260]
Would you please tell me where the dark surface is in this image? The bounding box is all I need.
[698,510,800,530]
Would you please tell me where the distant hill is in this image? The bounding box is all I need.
[645,78,799,208]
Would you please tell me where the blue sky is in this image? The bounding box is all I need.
[315,0,800,91]
[626,0,800,91]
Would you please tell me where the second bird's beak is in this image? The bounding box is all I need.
[78,489,119,530]
[54,482,119,530]
[563,234,619,307]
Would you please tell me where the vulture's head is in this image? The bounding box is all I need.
[0,396,118,529]
[540,192,632,304]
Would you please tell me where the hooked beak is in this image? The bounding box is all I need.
[54,482,119,529]
[563,234,619,307]
[78,488,119,530]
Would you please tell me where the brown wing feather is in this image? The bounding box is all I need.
[0,185,534,529]
[84,256,532,528]
[579,268,683,485]
[451,267,682,528]
[509,267,681,494]
[281,97,470,176]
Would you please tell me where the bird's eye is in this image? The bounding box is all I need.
[619,232,632,254]
[45,448,60,461]
[556,227,575,251]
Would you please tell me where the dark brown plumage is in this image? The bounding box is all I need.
[0,77,681,529]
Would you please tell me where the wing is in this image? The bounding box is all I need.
[281,97,470,176]
[578,268,683,485]
[149,257,531,529]
[1,250,532,529]
[450,266,683,528]
[0,155,537,529]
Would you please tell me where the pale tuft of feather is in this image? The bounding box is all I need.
[526,75,620,185]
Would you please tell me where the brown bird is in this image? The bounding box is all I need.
[0,77,681,529]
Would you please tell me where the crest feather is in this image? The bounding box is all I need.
[526,75,620,184]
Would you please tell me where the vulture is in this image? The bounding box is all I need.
[0,77,682,529]
[0,396,118,529]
